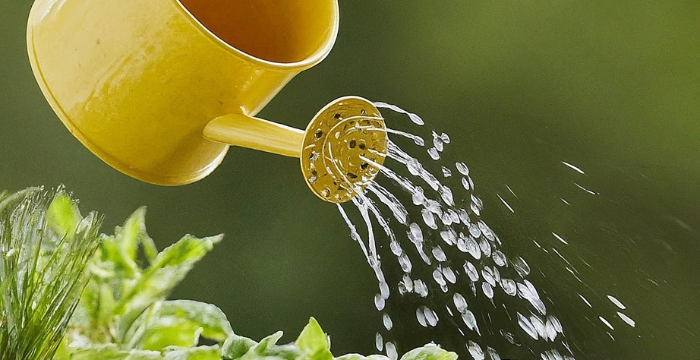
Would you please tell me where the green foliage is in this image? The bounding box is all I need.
[0,187,102,360]
[0,187,457,360]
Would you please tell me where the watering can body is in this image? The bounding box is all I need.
[27,0,339,185]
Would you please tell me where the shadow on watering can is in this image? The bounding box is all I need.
[27,0,387,203]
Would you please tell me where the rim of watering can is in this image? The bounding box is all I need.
[172,0,340,71]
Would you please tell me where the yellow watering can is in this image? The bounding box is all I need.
[26,0,387,203]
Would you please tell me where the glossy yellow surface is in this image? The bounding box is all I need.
[27,0,339,185]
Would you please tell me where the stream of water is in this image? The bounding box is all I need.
[334,102,636,360]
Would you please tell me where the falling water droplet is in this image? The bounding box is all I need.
[467,341,485,360]
[383,313,393,330]
[376,333,384,351]
[500,278,517,296]
[416,308,427,327]
[482,282,494,299]
[423,306,439,327]
[421,209,438,230]
[462,310,480,334]
[454,292,468,313]
[386,342,398,360]
[464,261,480,282]
[432,246,447,262]
[518,312,539,340]
[414,279,429,297]
[443,266,457,284]
[493,250,507,267]
[513,256,531,277]
[441,166,452,177]
[379,281,390,300]
[374,294,385,311]
[456,162,470,176]
[390,240,402,256]
[427,147,440,160]
[461,177,471,190]
[398,253,413,273]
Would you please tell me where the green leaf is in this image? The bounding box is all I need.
[46,192,81,237]
[140,315,202,350]
[159,300,234,341]
[221,334,257,360]
[163,345,221,360]
[297,318,332,360]
[114,234,222,343]
[399,344,457,360]
[69,344,162,360]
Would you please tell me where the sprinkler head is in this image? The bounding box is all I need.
[300,97,388,203]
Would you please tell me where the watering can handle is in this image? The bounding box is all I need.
[203,114,304,158]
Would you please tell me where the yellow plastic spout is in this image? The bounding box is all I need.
[203,114,304,158]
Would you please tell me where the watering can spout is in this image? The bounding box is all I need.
[204,114,305,158]
[204,96,388,204]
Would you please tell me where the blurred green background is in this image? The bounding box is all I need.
[2,1,700,359]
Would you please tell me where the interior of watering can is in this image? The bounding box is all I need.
[178,0,336,64]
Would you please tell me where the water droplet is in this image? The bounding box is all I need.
[407,158,422,175]
[465,237,481,260]
[482,282,494,299]
[408,223,424,243]
[386,342,398,360]
[441,166,452,177]
[427,147,440,160]
[414,279,429,297]
[500,278,517,296]
[462,310,480,334]
[390,240,402,256]
[480,239,492,258]
[383,313,393,330]
[402,274,413,292]
[5,248,16,258]
[374,294,385,311]
[456,162,470,176]
[461,177,471,190]
[599,316,614,330]
[376,332,384,351]
[432,269,447,287]
[443,266,457,283]
[412,186,425,205]
[544,316,560,341]
[421,209,438,230]
[517,280,547,315]
[482,267,496,287]
[416,308,427,327]
[493,250,507,267]
[467,341,485,360]
[607,295,626,310]
[432,246,447,262]
[518,312,538,340]
[453,292,468,313]
[459,208,470,224]
[432,132,444,152]
[618,312,636,327]
[423,306,439,327]
[487,347,501,360]
[440,230,457,245]
[439,186,454,206]
[398,253,412,273]
[440,132,450,143]
[469,224,482,238]
[464,261,479,282]
[379,281,390,299]
[513,256,531,277]
[440,212,453,226]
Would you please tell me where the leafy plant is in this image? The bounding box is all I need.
[0,187,458,360]
[0,187,102,360]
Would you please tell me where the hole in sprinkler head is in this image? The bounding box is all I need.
[349,139,357,149]
[360,162,369,170]
[347,172,358,179]
[334,113,342,120]
[359,142,367,150]
[311,170,317,176]
[315,129,324,139]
